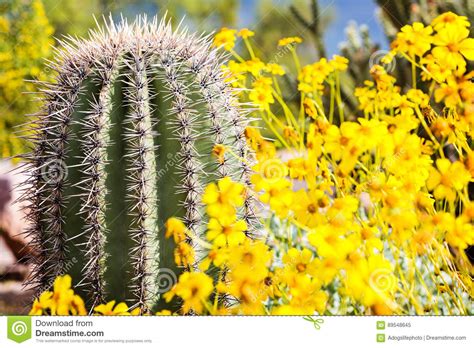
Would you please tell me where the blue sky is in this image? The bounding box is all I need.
[127,0,389,55]
[238,0,388,54]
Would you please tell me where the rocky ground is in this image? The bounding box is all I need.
[0,160,34,314]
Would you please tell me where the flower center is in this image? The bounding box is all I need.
[307,203,317,214]
[296,263,307,272]
[447,43,459,52]
[223,226,233,235]
[243,252,254,264]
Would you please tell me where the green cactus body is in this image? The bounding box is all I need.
[20,17,257,313]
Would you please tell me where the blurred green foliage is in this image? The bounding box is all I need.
[42,0,102,37]
[42,0,239,38]
[158,0,239,28]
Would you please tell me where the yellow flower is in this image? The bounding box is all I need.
[174,242,195,268]
[238,28,255,39]
[245,126,264,148]
[53,274,72,293]
[426,158,471,201]
[242,57,266,76]
[289,277,328,314]
[48,275,86,315]
[323,122,358,161]
[252,163,293,219]
[381,191,419,238]
[29,291,53,315]
[465,152,474,177]
[432,12,470,31]
[303,97,319,119]
[345,254,397,309]
[313,257,344,285]
[261,180,294,218]
[249,77,274,110]
[420,54,452,82]
[164,272,213,314]
[225,276,267,314]
[286,157,309,180]
[330,54,349,71]
[364,171,388,202]
[221,242,272,314]
[430,117,453,138]
[155,310,173,315]
[273,275,327,314]
[293,189,327,228]
[94,301,130,316]
[308,224,359,259]
[265,63,285,75]
[207,215,247,246]
[446,217,474,250]
[165,217,188,243]
[282,126,299,143]
[223,60,247,86]
[255,140,276,162]
[212,144,226,164]
[249,87,274,110]
[433,25,474,69]
[213,27,237,50]
[382,132,432,182]
[391,22,433,57]
[271,303,314,315]
[199,245,229,271]
[281,248,318,281]
[202,177,245,217]
[354,118,388,150]
[252,75,273,89]
[407,89,430,107]
[227,240,272,280]
[253,158,288,186]
[70,295,87,316]
[298,58,334,93]
[360,225,383,253]
[278,36,302,46]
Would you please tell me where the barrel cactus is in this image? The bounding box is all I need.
[19,16,257,313]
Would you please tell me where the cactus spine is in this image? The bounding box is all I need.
[19,16,257,313]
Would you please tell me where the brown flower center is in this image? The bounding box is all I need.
[296,263,307,272]
[307,203,317,214]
